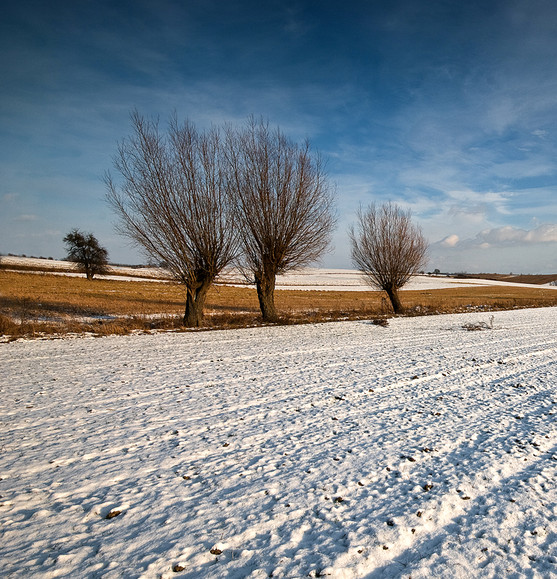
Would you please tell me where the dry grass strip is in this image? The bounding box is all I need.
[2,270,557,340]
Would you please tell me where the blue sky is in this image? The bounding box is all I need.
[2,0,557,273]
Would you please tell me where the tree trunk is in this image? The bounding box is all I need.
[183,280,211,327]
[385,286,404,314]
[255,272,278,322]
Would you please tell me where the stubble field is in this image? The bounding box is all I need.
[2,269,557,340]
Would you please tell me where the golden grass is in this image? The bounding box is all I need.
[0,271,187,316]
[2,270,557,339]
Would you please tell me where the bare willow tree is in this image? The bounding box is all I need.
[226,118,336,322]
[350,202,428,314]
[105,111,237,327]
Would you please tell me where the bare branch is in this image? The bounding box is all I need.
[226,117,336,321]
[350,202,428,313]
[106,112,238,326]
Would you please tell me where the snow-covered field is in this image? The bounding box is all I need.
[219,268,557,292]
[4,255,556,291]
[1,308,557,578]
[0,256,169,282]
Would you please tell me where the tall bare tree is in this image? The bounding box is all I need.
[105,111,237,327]
[227,118,336,322]
[350,202,428,314]
[63,229,109,280]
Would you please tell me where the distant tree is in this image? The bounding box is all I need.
[63,229,109,280]
[226,117,336,322]
[105,111,237,327]
[350,202,428,314]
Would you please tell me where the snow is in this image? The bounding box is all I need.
[0,256,169,281]
[1,308,557,578]
[5,256,556,290]
[219,268,557,292]
[0,256,71,270]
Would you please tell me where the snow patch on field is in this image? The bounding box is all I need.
[1,308,557,577]
[267,269,557,291]
[218,268,557,292]
[4,256,556,291]
[0,256,169,281]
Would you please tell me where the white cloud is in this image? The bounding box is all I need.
[436,224,557,249]
[440,234,459,247]
[524,223,557,243]
[477,224,557,245]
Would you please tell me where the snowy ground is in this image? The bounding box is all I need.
[1,308,557,578]
[4,256,556,291]
[0,256,169,282]
[218,268,557,292]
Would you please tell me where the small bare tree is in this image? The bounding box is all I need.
[350,202,428,314]
[227,118,336,322]
[105,111,237,327]
[63,229,109,280]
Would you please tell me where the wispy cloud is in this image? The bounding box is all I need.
[14,214,38,222]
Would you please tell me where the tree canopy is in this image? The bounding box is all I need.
[63,229,109,280]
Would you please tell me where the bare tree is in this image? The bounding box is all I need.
[226,118,336,322]
[105,111,237,327]
[350,202,428,314]
[63,229,109,280]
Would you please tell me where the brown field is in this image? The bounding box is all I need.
[2,269,557,339]
[457,273,557,285]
